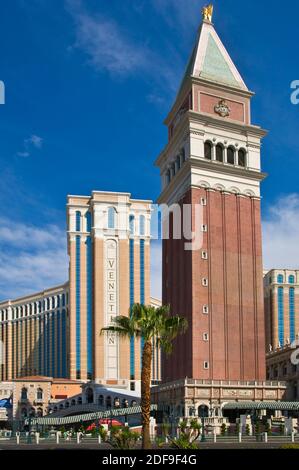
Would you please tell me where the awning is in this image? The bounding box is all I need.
[223,402,299,411]
[28,404,158,426]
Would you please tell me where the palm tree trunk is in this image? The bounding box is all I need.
[141,340,152,449]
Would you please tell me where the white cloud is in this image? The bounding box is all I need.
[16,134,43,158]
[66,0,178,92]
[0,218,68,301]
[263,194,299,270]
[26,134,43,149]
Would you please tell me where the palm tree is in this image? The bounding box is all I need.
[101,303,188,449]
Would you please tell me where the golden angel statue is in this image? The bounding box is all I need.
[202,4,214,22]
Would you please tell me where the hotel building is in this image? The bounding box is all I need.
[0,191,161,393]
[264,269,299,350]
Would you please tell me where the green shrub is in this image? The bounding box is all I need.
[221,423,227,436]
[108,426,139,450]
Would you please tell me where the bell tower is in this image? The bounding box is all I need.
[155,6,267,382]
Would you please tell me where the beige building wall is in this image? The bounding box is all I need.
[67,191,154,392]
[264,269,299,351]
[0,285,69,381]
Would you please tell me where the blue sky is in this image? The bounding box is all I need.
[0,0,299,301]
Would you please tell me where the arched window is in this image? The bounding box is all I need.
[98,395,104,406]
[216,144,224,162]
[65,401,70,408]
[277,274,284,284]
[238,149,246,167]
[86,388,94,404]
[57,296,60,308]
[227,146,235,165]
[166,169,171,185]
[71,399,76,406]
[76,211,81,232]
[204,142,212,160]
[77,396,82,405]
[106,396,112,409]
[21,388,28,400]
[85,211,92,232]
[108,207,116,229]
[289,275,295,284]
[139,215,145,236]
[129,215,135,234]
[36,388,43,400]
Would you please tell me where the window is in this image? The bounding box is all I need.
[204,361,209,370]
[203,305,209,314]
[166,170,171,184]
[277,274,284,284]
[108,207,116,229]
[203,333,209,342]
[85,211,92,232]
[75,211,81,232]
[238,149,246,167]
[21,387,28,400]
[202,278,209,287]
[202,251,208,260]
[278,287,284,346]
[289,275,295,284]
[227,146,235,165]
[98,395,104,406]
[129,215,135,234]
[139,215,145,236]
[200,198,207,206]
[176,155,181,171]
[289,287,295,343]
[204,142,212,160]
[36,388,43,400]
[201,224,208,232]
[216,144,224,162]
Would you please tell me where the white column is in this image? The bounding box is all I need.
[212,144,216,161]
[224,146,228,164]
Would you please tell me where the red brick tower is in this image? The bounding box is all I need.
[155,11,267,382]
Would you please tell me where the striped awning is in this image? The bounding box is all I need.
[28,404,158,426]
[223,402,299,411]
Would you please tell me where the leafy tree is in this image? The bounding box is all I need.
[108,426,140,450]
[101,303,188,449]
[170,419,201,449]
[221,423,227,436]
[98,426,108,442]
[255,421,261,435]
